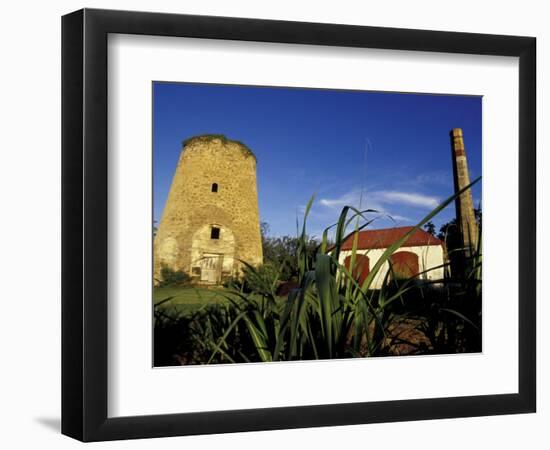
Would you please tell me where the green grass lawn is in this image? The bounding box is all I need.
[153,286,233,315]
[154,286,288,316]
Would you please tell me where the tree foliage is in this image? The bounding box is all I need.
[423,221,436,236]
[260,221,320,281]
[437,208,482,251]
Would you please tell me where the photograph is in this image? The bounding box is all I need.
[0,0,542,446]
[152,82,482,366]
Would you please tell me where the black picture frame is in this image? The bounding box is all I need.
[61,8,536,442]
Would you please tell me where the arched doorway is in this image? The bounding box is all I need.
[190,224,236,284]
[389,251,419,280]
[343,254,370,285]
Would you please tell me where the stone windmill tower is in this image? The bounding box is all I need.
[154,135,263,284]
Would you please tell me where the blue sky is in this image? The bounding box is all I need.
[153,82,481,238]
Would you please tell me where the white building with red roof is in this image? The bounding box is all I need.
[338,226,445,289]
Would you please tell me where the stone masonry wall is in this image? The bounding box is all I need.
[154,136,263,283]
[450,128,479,253]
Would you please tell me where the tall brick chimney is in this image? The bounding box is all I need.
[450,128,478,254]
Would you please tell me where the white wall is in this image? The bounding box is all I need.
[339,245,445,288]
[0,1,546,449]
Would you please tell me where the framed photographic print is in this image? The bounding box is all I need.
[61,8,536,442]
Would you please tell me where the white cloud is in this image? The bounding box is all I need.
[316,189,424,226]
[375,191,440,209]
[319,191,360,209]
[413,171,453,187]
[319,189,439,211]
[382,213,411,222]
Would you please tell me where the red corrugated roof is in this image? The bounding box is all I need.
[341,226,443,250]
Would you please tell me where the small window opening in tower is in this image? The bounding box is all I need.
[211,183,218,193]
[210,226,220,239]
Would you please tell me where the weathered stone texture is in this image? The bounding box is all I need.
[451,128,479,252]
[154,136,263,284]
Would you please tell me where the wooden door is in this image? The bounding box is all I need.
[201,253,222,283]
[389,251,419,280]
[344,254,370,285]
